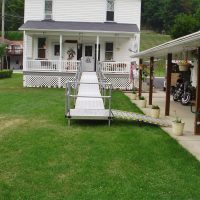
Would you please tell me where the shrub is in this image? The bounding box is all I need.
[0,70,13,79]
[139,96,145,100]
[152,105,160,109]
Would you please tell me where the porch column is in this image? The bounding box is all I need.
[96,35,99,71]
[165,53,172,116]
[58,34,63,88]
[23,31,28,71]
[149,57,154,105]
[59,34,63,72]
[96,35,99,60]
[139,58,143,97]
[194,47,200,135]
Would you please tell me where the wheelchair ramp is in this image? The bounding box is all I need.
[112,110,171,127]
[66,72,112,125]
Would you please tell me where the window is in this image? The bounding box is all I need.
[45,0,53,20]
[85,46,92,57]
[105,42,113,61]
[106,0,114,21]
[54,45,60,56]
[38,38,46,58]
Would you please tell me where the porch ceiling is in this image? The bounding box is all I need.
[132,30,200,59]
[19,20,139,34]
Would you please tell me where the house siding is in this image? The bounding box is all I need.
[53,0,106,22]
[115,0,141,27]
[24,0,44,22]
[24,0,141,27]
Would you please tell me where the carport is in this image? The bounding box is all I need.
[132,31,200,135]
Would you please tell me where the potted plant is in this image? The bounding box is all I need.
[138,96,146,108]
[172,111,185,136]
[132,88,137,100]
[151,105,160,118]
[178,60,189,71]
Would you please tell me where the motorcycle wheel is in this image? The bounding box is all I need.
[173,93,179,101]
[181,93,191,105]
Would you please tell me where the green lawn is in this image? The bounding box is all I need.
[1,74,200,199]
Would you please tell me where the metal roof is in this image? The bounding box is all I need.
[19,20,139,34]
[132,30,200,58]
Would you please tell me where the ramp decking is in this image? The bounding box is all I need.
[66,72,112,124]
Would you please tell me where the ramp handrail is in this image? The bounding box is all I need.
[65,80,113,125]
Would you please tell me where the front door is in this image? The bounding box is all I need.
[83,44,95,71]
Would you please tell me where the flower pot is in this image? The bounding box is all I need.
[142,82,149,92]
[172,122,185,136]
[151,109,160,118]
[132,93,137,100]
[178,64,189,71]
[138,99,146,108]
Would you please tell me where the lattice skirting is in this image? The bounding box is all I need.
[104,73,137,90]
[23,74,76,88]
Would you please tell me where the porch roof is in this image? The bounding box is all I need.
[131,30,200,58]
[19,20,139,34]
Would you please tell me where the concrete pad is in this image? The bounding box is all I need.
[125,91,200,162]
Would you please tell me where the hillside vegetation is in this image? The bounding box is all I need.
[140,31,172,51]
[140,31,172,77]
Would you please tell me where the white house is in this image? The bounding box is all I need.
[19,0,141,88]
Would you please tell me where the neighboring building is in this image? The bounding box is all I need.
[7,40,23,70]
[19,0,141,88]
[0,37,23,70]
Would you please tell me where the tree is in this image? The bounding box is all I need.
[0,0,24,31]
[170,14,199,39]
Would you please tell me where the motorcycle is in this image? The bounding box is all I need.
[181,81,196,105]
[173,77,196,105]
[173,76,184,102]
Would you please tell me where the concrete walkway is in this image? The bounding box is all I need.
[125,91,200,161]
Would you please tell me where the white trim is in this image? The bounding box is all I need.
[132,30,200,58]
[19,28,139,35]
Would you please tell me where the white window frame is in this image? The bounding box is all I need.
[106,0,115,22]
[105,42,114,61]
[44,0,53,20]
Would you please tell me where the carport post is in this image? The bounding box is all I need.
[165,53,172,116]
[149,57,154,105]
[195,47,200,135]
[139,58,143,97]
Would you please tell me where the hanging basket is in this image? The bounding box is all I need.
[178,63,189,71]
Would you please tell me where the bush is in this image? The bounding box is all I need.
[0,70,13,79]
[171,14,199,39]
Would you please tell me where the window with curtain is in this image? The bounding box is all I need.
[105,42,113,61]
[45,0,53,20]
[106,0,114,21]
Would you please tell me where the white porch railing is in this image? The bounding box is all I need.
[26,60,81,72]
[61,60,80,72]
[99,62,130,73]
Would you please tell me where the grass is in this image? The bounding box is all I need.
[1,74,200,199]
[140,30,172,51]
[140,31,172,77]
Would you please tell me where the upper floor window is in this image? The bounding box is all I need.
[45,0,53,20]
[106,0,114,21]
